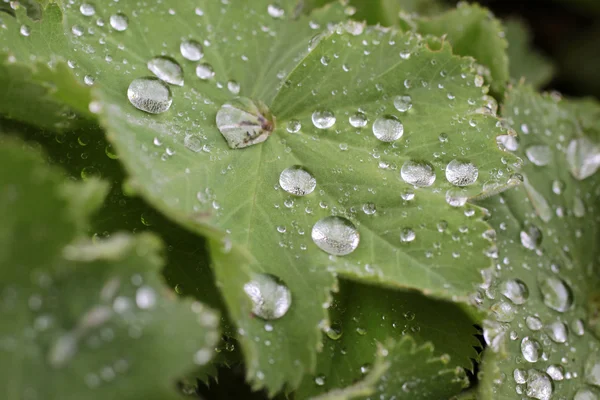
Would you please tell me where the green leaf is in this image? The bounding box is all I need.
[415,3,509,95]
[0,138,221,400]
[477,85,600,398]
[295,280,478,399]
[503,19,555,89]
[0,1,519,393]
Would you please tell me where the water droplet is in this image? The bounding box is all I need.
[445,189,468,207]
[538,275,573,312]
[127,77,172,114]
[312,110,336,129]
[572,319,585,336]
[80,3,96,16]
[71,25,84,37]
[311,216,359,256]
[523,177,552,223]
[573,196,586,217]
[393,95,412,112]
[400,228,415,243]
[500,279,529,305]
[401,161,436,187]
[521,337,542,363]
[526,145,552,166]
[520,224,542,250]
[445,159,478,186]
[20,25,31,36]
[147,56,183,86]
[526,369,553,400]
[566,137,600,180]
[109,13,128,31]
[491,301,515,322]
[514,368,527,384]
[267,4,285,18]
[551,180,565,195]
[349,112,367,128]
[287,119,301,133]
[401,189,415,201]
[314,374,326,386]
[227,80,240,95]
[84,75,95,86]
[279,166,316,196]
[545,365,564,381]
[216,97,274,149]
[180,39,203,61]
[243,274,291,320]
[326,322,342,340]
[362,203,376,215]
[372,115,404,142]
[575,389,598,400]
[547,321,568,343]
[196,63,215,80]
[585,352,600,388]
[526,316,543,331]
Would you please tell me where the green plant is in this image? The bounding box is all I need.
[0,0,598,399]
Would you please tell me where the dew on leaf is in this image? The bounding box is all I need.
[279,166,316,196]
[312,110,336,129]
[71,25,84,37]
[521,337,542,362]
[572,319,585,336]
[445,189,468,207]
[525,316,542,331]
[514,368,527,384]
[400,228,416,243]
[500,279,529,305]
[80,3,96,17]
[227,80,240,95]
[180,39,204,61]
[545,365,564,381]
[573,196,586,217]
[551,180,565,195]
[393,95,412,112]
[401,161,436,187]
[349,112,367,128]
[286,119,301,133]
[372,115,403,142]
[566,137,600,180]
[546,321,568,343]
[445,159,478,186]
[362,203,376,215]
[525,369,553,400]
[519,224,542,250]
[20,25,31,36]
[311,216,359,256]
[267,4,285,19]
[575,389,598,400]
[538,275,573,312]
[491,301,515,322]
[243,274,291,320]
[584,352,600,387]
[525,145,552,166]
[196,63,215,80]
[147,56,184,86]
[84,75,95,86]
[127,77,172,114]
[109,13,128,31]
[401,189,415,201]
[216,97,274,149]
[325,321,342,340]
[523,177,552,223]
[314,374,326,386]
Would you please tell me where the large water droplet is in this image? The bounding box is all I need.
[372,115,403,142]
[526,145,552,166]
[547,321,568,343]
[566,137,600,180]
[109,13,128,31]
[500,279,529,305]
[311,216,359,256]
[584,352,600,388]
[180,39,204,61]
[526,369,553,400]
[216,98,274,149]
[401,161,436,187]
[393,95,412,112]
[279,166,316,196]
[539,275,573,312]
[520,224,542,250]
[147,56,183,86]
[521,337,542,362]
[127,77,172,114]
[312,110,336,129]
[243,274,291,320]
[445,159,478,186]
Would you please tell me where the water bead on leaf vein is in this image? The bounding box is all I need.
[311,216,359,256]
[147,56,184,86]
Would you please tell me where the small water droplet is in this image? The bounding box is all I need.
[547,321,568,343]
[127,77,172,114]
[349,112,368,128]
[521,337,542,363]
[526,316,543,331]
[584,352,600,387]
[538,275,573,313]
[575,389,598,400]
[314,374,326,386]
[526,145,552,166]
[80,3,96,16]
[520,224,542,250]
[372,115,404,142]
[180,39,204,61]
[362,203,376,215]
[445,159,478,186]
[566,137,600,180]
[325,321,342,340]
[279,166,316,196]
[267,4,285,18]
[20,25,31,36]
[243,274,291,320]
[287,119,301,133]
[196,63,215,80]
[545,365,564,381]
[445,189,468,207]
[401,189,415,201]
[514,368,527,384]
[216,98,274,149]
[573,196,586,217]
[500,279,529,305]
[401,161,436,187]
[393,95,412,112]
[400,228,415,243]
[147,56,183,86]
[109,13,128,31]
[312,110,336,129]
[311,216,359,256]
[227,80,240,95]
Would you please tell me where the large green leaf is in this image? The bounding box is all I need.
[295,280,480,399]
[0,138,220,400]
[0,1,519,393]
[477,85,600,398]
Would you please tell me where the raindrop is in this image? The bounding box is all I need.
[491,301,515,322]
[180,40,204,61]
[80,3,96,17]
[500,279,529,305]
[243,274,291,320]
[312,110,336,129]
[401,189,415,201]
[109,13,128,31]
[538,275,573,312]
[325,322,343,340]
[267,4,285,18]
[514,368,527,384]
[20,25,31,36]
[147,56,184,86]
[216,97,274,149]
[362,203,376,215]
[400,161,436,187]
[445,189,468,207]
[573,196,586,217]
[393,95,412,112]
[349,112,368,128]
[314,374,326,386]
[520,224,542,250]
[400,228,415,243]
[279,166,316,196]
[526,145,552,166]
[71,25,84,37]
[584,352,600,388]
[566,137,600,180]
[575,389,598,400]
[523,177,552,223]
[127,77,172,114]
[545,365,564,381]
[84,75,95,86]
[287,120,301,133]
[547,321,568,343]
[311,216,360,256]
[196,63,215,80]
[526,369,553,400]
[445,159,478,186]
[526,316,543,331]
[227,80,240,95]
[521,337,542,363]
[372,115,404,142]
